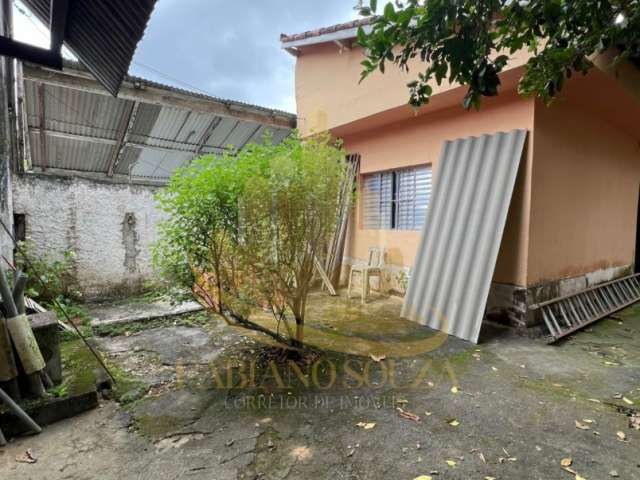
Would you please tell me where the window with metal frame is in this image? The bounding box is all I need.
[362,165,432,230]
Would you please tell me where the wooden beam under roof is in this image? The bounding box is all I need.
[0,37,62,69]
[49,0,70,54]
[106,101,138,177]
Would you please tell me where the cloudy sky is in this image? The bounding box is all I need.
[13,0,361,113]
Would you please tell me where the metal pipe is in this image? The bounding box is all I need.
[0,269,17,317]
[0,386,41,433]
[12,271,27,314]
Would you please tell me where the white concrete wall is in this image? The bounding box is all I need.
[12,173,166,299]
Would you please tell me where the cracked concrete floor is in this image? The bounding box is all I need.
[1,293,639,480]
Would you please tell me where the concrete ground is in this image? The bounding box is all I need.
[1,292,639,480]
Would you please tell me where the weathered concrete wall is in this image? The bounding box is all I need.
[11,173,166,299]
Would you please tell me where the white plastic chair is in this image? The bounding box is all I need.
[347,247,384,304]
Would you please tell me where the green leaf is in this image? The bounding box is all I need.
[383,2,395,20]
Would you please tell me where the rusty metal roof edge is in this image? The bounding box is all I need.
[62,59,296,120]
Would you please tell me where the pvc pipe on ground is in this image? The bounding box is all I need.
[1,269,46,397]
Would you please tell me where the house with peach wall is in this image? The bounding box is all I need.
[281,19,640,327]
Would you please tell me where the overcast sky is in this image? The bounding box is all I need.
[13,0,360,113]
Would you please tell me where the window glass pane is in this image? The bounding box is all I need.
[363,166,431,230]
[396,165,432,230]
[362,172,392,229]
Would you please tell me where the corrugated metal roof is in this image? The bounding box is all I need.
[401,130,528,344]
[22,72,295,183]
[23,0,158,96]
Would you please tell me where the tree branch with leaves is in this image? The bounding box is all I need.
[356,0,639,109]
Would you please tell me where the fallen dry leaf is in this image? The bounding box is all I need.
[485,477,496,480]
[290,446,312,461]
[561,458,573,467]
[491,366,498,372]
[609,470,619,477]
[413,476,432,480]
[424,411,432,416]
[616,431,626,441]
[447,419,460,427]
[622,397,634,405]
[370,354,386,363]
[587,398,601,403]
[15,449,37,464]
[446,459,457,467]
[575,475,586,480]
[575,420,591,430]
[451,386,460,394]
[582,419,595,424]
[397,407,421,423]
[356,422,376,430]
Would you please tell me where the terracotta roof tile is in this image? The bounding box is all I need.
[280,17,373,44]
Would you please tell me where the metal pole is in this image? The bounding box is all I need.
[0,386,41,433]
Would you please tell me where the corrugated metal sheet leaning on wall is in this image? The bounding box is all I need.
[402,130,528,343]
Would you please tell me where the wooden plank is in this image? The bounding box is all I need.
[0,37,62,69]
[49,0,70,54]
[314,256,337,296]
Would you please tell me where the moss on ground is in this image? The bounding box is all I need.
[93,311,211,337]
[60,338,147,404]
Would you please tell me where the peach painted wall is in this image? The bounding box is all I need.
[527,98,640,285]
[294,43,531,136]
[342,95,535,287]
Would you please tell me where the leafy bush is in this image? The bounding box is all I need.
[153,133,349,347]
[14,241,82,307]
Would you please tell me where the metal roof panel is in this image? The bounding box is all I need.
[23,0,158,95]
[401,129,528,344]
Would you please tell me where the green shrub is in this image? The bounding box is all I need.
[14,241,82,307]
[153,133,350,348]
